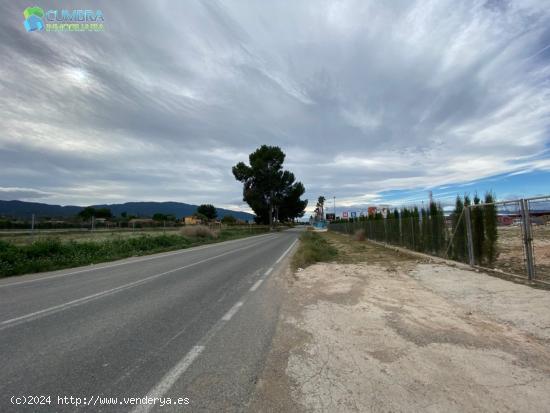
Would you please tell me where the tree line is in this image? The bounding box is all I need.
[330,192,498,266]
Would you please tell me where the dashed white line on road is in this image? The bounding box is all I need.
[129,236,300,411]
[249,279,263,291]
[0,239,274,330]
[130,345,204,413]
[221,301,243,321]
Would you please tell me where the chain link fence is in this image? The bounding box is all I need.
[329,195,550,284]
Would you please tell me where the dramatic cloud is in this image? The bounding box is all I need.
[1,0,549,212]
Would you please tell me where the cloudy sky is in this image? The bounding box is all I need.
[1,0,549,214]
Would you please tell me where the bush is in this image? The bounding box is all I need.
[483,192,498,265]
[221,215,237,224]
[451,196,467,262]
[354,229,366,241]
[180,225,219,239]
[472,193,485,265]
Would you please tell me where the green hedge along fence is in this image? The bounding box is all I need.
[329,193,498,267]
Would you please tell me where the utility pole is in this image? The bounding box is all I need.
[333,196,336,216]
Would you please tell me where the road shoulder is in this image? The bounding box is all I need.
[250,232,550,412]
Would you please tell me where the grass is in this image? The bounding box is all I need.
[324,231,415,265]
[292,231,338,270]
[0,226,269,278]
[291,230,419,271]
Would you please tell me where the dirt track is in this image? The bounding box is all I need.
[250,233,550,412]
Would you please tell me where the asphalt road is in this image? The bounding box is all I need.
[0,228,302,412]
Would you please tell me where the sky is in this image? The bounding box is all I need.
[1,0,549,216]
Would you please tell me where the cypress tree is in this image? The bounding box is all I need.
[385,211,394,243]
[412,206,420,251]
[429,201,440,254]
[484,192,498,266]
[451,196,466,262]
[402,208,411,249]
[437,203,447,256]
[421,207,431,253]
[472,193,485,265]
[374,212,384,242]
[392,209,400,244]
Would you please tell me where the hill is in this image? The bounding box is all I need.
[0,200,254,221]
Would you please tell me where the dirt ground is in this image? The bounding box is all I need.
[496,225,550,281]
[250,232,550,412]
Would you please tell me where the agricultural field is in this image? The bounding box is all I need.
[0,225,264,246]
[0,227,181,246]
[0,225,270,277]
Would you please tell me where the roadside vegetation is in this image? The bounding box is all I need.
[292,231,338,270]
[330,192,499,267]
[0,226,268,278]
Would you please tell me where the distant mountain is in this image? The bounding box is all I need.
[0,200,255,221]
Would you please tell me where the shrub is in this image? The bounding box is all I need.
[221,215,237,224]
[472,193,485,265]
[354,229,366,241]
[451,196,467,262]
[484,192,498,265]
[181,225,219,239]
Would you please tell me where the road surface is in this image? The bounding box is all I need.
[0,229,301,412]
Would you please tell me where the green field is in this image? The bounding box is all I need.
[0,225,270,278]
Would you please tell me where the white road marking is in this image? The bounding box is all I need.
[249,279,263,291]
[133,296,249,412]
[129,237,301,410]
[130,345,204,413]
[221,301,243,321]
[275,239,298,263]
[0,240,271,330]
[0,232,277,288]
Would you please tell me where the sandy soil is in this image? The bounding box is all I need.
[250,234,550,413]
[497,225,550,281]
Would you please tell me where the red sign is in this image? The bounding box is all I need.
[342,211,348,218]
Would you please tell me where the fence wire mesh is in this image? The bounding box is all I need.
[329,196,550,283]
[528,196,550,282]
[492,200,525,277]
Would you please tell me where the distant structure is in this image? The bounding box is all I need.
[184,216,202,225]
[367,205,390,218]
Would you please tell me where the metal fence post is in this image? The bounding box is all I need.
[520,199,536,280]
[464,206,475,266]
